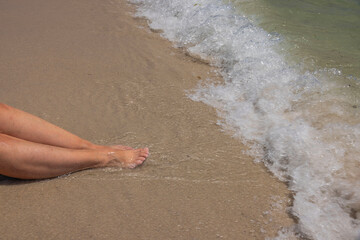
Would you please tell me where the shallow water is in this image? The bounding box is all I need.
[230,0,360,77]
[131,0,360,239]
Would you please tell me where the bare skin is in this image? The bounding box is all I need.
[0,103,149,179]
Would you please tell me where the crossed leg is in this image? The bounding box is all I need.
[0,103,149,179]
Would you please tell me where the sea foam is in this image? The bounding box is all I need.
[130,0,360,239]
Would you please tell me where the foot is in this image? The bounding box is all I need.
[105,148,149,168]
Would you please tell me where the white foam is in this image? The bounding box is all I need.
[130,0,360,239]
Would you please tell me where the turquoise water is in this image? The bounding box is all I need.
[230,0,360,77]
[231,0,360,116]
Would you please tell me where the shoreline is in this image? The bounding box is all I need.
[0,0,295,239]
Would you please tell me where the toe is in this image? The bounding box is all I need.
[140,149,149,157]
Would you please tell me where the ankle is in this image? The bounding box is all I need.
[96,149,113,167]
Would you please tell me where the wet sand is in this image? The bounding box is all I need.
[0,0,295,239]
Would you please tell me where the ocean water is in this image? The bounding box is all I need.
[130,0,360,239]
[230,0,360,77]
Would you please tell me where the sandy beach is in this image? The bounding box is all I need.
[0,0,295,239]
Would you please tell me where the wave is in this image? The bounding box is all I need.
[130,0,360,239]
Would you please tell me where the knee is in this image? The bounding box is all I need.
[0,103,12,114]
[0,103,11,111]
[0,104,13,126]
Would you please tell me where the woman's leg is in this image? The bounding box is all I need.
[0,133,149,179]
[0,103,110,150]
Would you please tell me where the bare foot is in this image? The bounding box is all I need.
[105,148,149,168]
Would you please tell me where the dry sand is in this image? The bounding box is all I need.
[0,0,295,239]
